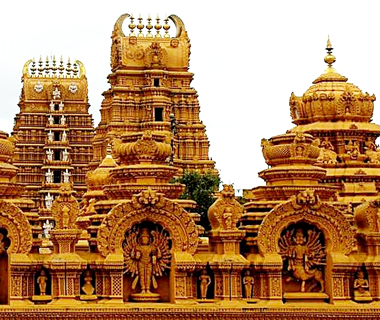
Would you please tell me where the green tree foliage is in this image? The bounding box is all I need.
[172,170,221,230]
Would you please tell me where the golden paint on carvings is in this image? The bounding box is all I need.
[1,16,380,319]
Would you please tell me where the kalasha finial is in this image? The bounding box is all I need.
[324,35,336,68]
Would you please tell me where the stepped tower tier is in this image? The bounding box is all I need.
[12,56,95,213]
[288,39,380,204]
[91,14,215,173]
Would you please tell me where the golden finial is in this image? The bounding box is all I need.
[31,58,36,77]
[155,14,162,38]
[137,14,144,37]
[129,14,136,37]
[73,61,78,78]
[66,57,72,77]
[59,56,64,77]
[45,56,50,77]
[324,35,336,68]
[38,56,43,77]
[163,16,170,38]
[52,55,57,77]
[146,14,153,38]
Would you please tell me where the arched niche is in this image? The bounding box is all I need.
[97,190,198,257]
[257,191,355,255]
[0,201,32,254]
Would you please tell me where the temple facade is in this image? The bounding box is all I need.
[0,13,379,320]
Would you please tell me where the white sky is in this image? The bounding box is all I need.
[1,1,380,194]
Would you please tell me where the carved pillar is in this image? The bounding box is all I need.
[170,253,196,303]
[10,272,23,301]
[208,230,248,301]
[255,255,283,301]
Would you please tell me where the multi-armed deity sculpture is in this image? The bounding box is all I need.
[0,12,380,320]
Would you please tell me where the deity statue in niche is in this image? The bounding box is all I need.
[279,223,325,293]
[243,270,254,299]
[123,223,171,301]
[353,269,372,302]
[199,269,212,299]
[37,270,48,295]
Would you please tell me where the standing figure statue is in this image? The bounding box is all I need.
[63,169,71,183]
[43,219,54,238]
[37,270,48,295]
[123,226,171,299]
[61,115,66,125]
[47,130,54,142]
[199,269,212,299]
[46,149,53,161]
[279,227,325,293]
[62,131,67,142]
[45,169,53,184]
[45,193,54,210]
[243,270,254,299]
[62,149,69,161]
[48,115,54,125]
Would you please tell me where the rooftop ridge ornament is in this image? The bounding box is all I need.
[24,56,85,78]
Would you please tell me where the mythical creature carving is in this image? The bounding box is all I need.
[364,137,380,163]
[208,184,243,231]
[279,226,325,292]
[345,140,360,160]
[317,137,337,164]
[123,225,171,301]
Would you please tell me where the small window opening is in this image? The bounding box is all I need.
[54,132,60,141]
[154,78,160,87]
[54,150,60,161]
[53,170,61,183]
[54,104,59,111]
[154,108,163,121]
[54,116,60,125]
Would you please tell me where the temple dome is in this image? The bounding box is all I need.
[289,38,376,125]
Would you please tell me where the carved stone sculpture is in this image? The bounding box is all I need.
[243,270,254,299]
[353,270,372,302]
[37,270,48,295]
[279,227,325,292]
[199,269,211,299]
[123,225,171,302]
[81,270,95,296]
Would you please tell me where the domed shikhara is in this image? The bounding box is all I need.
[290,38,376,125]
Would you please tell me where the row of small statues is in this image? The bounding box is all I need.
[47,130,67,142]
[48,114,66,126]
[35,268,371,301]
[37,269,95,297]
[46,148,69,161]
[45,168,71,184]
[317,137,380,164]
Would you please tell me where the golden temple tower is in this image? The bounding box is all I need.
[91,14,214,173]
[12,57,94,213]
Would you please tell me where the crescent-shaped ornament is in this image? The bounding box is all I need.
[23,59,33,77]
[75,60,86,77]
[113,13,130,38]
[168,14,186,38]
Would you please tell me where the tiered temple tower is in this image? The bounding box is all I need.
[242,38,380,253]
[91,14,214,173]
[12,57,94,213]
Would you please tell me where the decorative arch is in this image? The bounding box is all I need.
[257,190,355,255]
[97,189,198,257]
[0,201,32,254]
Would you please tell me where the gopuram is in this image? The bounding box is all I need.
[0,13,380,320]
